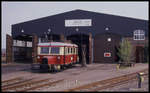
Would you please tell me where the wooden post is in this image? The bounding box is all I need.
[25,41,27,47]
[6,34,13,63]
[60,34,66,42]
[81,44,86,67]
[89,33,92,64]
[32,34,38,63]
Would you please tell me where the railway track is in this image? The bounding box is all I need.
[2,78,34,89]
[2,77,52,92]
[2,77,24,86]
[64,69,148,92]
[2,77,64,92]
[19,79,65,92]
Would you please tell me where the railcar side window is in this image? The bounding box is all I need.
[65,47,68,54]
[51,47,60,54]
[40,47,49,54]
[69,48,71,54]
[73,48,75,54]
[74,48,76,54]
[71,48,72,54]
[68,48,71,54]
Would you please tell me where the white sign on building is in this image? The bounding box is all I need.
[65,19,92,27]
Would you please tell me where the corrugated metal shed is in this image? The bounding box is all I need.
[10,9,148,64]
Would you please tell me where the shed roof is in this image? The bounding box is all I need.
[12,9,148,40]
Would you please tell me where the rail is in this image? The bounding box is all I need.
[2,78,52,92]
[64,69,148,91]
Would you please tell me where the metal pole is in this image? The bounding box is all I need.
[44,32,48,42]
[48,28,52,42]
[50,31,52,41]
[137,73,142,88]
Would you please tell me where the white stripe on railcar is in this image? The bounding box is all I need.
[38,42,78,47]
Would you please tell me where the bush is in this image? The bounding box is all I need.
[117,39,132,65]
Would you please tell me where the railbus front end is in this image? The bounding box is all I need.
[36,42,78,72]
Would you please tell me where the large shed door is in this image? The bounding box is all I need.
[94,33,121,63]
[6,34,13,63]
[135,46,144,63]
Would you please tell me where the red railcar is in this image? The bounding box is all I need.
[36,42,79,71]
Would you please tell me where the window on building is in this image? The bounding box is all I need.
[41,47,49,54]
[133,30,145,40]
[27,41,32,47]
[41,38,47,42]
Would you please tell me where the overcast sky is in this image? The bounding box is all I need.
[1,1,149,49]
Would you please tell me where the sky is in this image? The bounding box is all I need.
[1,1,149,49]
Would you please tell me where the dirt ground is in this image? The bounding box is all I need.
[1,62,149,91]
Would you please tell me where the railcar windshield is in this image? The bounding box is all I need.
[50,47,60,54]
[40,47,49,54]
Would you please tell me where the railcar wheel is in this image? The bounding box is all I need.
[40,64,49,73]
[68,63,73,68]
[50,65,55,73]
[61,65,65,70]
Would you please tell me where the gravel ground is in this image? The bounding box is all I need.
[1,63,149,92]
[1,63,31,75]
[102,77,149,92]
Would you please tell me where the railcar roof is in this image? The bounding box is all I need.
[38,42,78,47]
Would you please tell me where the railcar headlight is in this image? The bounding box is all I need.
[57,56,60,59]
[37,56,40,59]
[71,57,73,60]
[77,56,79,62]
